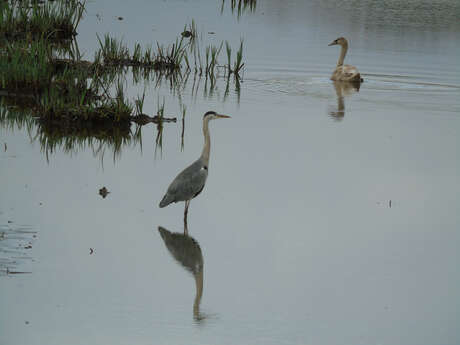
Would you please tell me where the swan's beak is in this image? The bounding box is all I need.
[216,114,231,119]
[328,41,337,46]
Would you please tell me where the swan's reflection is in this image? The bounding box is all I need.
[158,226,205,322]
[328,81,360,120]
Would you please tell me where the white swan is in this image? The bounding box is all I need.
[328,37,363,82]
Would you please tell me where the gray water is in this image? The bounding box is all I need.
[1,1,460,344]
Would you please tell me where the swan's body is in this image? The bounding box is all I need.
[159,111,230,230]
[328,37,362,82]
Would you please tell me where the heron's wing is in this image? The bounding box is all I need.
[163,159,208,204]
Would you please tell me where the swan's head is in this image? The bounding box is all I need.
[203,111,231,120]
[328,37,348,47]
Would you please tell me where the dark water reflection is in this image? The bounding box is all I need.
[328,81,360,121]
[158,226,205,322]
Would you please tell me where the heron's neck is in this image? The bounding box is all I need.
[200,118,211,165]
[193,270,203,319]
[337,43,348,66]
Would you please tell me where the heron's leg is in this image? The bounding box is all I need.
[184,200,190,235]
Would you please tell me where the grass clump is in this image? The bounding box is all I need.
[95,34,187,71]
[0,0,84,41]
[0,39,53,91]
[0,0,179,160]
[0,37,134,124]
[225,39,244,77]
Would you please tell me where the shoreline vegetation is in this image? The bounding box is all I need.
[0,0,246,159]
[0,0,245,138]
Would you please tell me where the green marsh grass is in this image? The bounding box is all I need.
[225,39,244,78]
[0,39,52,91]
[1,1,243,151]
[1,0,182,161]
[0,0,85,41]
[96,34,187,71]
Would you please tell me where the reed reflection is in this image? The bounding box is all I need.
[328,81,360,121]
[158,226,205,322]
[221,0,257,17]
[0,223,37,276]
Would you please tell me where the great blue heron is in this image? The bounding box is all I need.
[328,37,363,82]
[159,111,230,230]
[158,226,205,321]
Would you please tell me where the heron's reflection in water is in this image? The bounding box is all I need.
[328,81,361,120]
[158,226,205,322]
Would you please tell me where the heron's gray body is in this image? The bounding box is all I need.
[159,158,208,208]
[158,111,229,228]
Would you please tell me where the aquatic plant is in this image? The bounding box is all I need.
[134,90,146,116]
[155,37,187,70]
[207,42,223,78]
[0,0,85,41]
[1,0,244,147]
[225,39,244,77]
[233,39,245,76]
[95,34,130,66]
[95,34,187,71]
[0,39,53,91]
[0,0,185,163]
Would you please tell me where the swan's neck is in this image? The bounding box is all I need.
[200,118,211,165]
[337,43,348,66]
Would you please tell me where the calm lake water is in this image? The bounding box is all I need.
[1,1,460,344]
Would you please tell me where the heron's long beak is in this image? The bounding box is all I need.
[328,41,337,46]
[217,114,231,118]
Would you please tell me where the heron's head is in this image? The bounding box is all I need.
[203,111,231,120]
[328,37,348,47]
